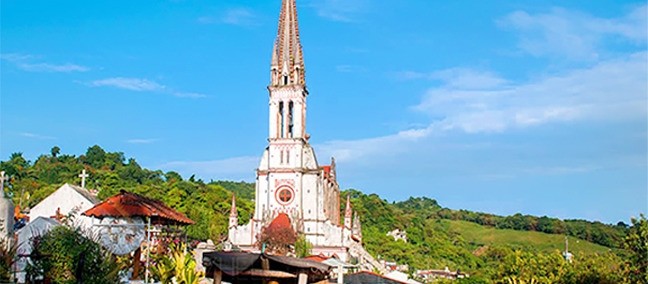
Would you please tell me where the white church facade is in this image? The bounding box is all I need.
[228,0,379,269]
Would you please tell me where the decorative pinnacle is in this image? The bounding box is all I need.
[271,0,305,86]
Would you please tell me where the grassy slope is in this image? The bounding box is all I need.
[446,219,614,255]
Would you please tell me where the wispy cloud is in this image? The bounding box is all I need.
[1,53,90,72]
[336,65,366,73]
[413,52,646,133]
[159,156,259,181]
[87,77,207,99]
[173,92,207,99]
[307,0,367,22]
[198,8,257,26]
[20,132,56,140]
[498,5,647,59]
[126,138,158,144]
[89,77,166,92]
[320,52,646,163]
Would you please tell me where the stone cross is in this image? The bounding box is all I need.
[79,169,89,188]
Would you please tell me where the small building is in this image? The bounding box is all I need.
[203,251,331,284]
[415,268,469,281]
[386,229,408,243]
[14,216,60,283]
[344,271,409,284]
[28,183,99,230]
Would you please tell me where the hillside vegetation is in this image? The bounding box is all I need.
[1,145,644,283]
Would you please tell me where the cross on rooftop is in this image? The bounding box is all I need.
[79,169,89,188]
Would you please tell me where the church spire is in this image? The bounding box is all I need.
[344,195,352,228]
[229,194,238,229]
[271,0,305,86]
[230,194,238,217]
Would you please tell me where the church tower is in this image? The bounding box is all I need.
[228,1,377,270]
[253,0,341,239]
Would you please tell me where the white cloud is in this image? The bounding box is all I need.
[1,53,89,72]
[89,77,166,92]
[498,5,647,59]
[17,63,90,72]
[307,0,367,22]
[173,92,207,99]
[158,156,259,181]
[87,77,208,99]
[318,52,646,163]
[20,132,56,140]
[335,65,366,73]
[126,138,158,144]
[198,8,257,26]
[414,52,646,133]
[221,8,256,26]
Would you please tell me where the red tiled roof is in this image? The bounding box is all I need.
[304,254,330,262]
[82,190,194,225]
[267,213,292,231]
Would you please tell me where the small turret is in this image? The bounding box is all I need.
[352,212,362,241]
[344,195,352,229]
[229,194,238,229]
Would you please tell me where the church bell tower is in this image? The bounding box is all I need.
[267,0,307,142]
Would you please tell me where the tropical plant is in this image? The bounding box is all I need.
[294,234,313,258]
[151,243,203,284]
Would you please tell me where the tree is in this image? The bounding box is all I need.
[50,146,61,158]
[295,234,313,258]
[26,226,120,284]
[623,214,648,284]
[256,214,297,255]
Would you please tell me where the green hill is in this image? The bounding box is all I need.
[445,219,613,255]
[1,145,641,283]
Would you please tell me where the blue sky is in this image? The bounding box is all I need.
[1,0,646,224]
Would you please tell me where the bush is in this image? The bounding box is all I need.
[26,226,120,284]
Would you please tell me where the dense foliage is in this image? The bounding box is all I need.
[1,146,642,283]
[0,146,255,242]
[26,226,120,284]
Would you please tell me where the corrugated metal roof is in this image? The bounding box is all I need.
[82,190,194,225]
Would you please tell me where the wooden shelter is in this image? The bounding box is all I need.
[82,190,194,282]
[82,190,194,225]
[203,251,331,284]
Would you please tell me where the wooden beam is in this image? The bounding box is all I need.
[213,269,222,284]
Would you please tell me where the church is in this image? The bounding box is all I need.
[227,0,380,270]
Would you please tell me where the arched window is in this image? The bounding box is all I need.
[283,75,288,85]
[278,102,284,138]
[288,101,294,138]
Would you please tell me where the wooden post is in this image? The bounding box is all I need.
[213,269,222,284]
[298,273,308,284]
[132,247,142,280]
[261,257,270,284]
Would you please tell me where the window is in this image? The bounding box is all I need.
[286,150,290,164]
[283,75,288,85]
[278,102,284,138]
[288,101,294,138]
[280,150,284,164]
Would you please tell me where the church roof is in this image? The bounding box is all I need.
[82,190,194,225]
[64,183,100,204]
[271,0,305,85]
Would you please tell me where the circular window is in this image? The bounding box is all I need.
[275,186,294,205]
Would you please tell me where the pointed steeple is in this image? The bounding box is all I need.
[230,194,238,217]
[345,195,352,218]
[271,0,305,86]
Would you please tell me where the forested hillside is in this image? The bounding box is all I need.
[1,145,645,283]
